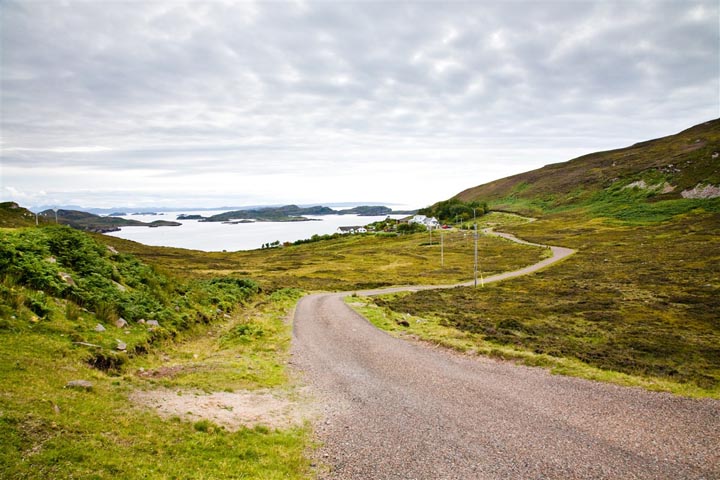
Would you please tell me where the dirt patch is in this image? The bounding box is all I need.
[130,388,316,430]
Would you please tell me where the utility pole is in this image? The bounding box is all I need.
[441,229,444,267]
[473,208,478,288]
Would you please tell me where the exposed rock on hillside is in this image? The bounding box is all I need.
[681,183,720,199]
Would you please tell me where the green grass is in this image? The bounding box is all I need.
[99,227,547,291]
[347,296,712,398]
[0,288,312,479]
[357,208,720,398]
[0,227,312,478]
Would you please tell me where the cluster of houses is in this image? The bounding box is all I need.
[337,215,440,235]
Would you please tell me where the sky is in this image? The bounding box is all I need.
[1,0,718,211]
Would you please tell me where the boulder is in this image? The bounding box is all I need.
[65,380,93,391]
[146,320,160,327]
[115,317,128,328]
[94,324,106,332]
[115,339,127,351]
[58,272,76,286]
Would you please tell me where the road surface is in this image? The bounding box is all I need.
[291,231,719,479]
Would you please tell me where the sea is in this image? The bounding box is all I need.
[103,210,409,252]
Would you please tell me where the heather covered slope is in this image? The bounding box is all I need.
[454,119,720,215]
[370,120,720,397]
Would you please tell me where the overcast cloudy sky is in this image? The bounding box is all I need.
[1,0,718,210]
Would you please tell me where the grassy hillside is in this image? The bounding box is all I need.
[0,225,312,478]
[358,119,720,398]
[455,119,720,216]
[0,202,49,228]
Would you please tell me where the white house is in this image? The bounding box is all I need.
[408,215,440,229]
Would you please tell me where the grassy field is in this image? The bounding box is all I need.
[0,226,314,478]
[353,206,720,398]
[99,226,547,291]
[0,285,313,479]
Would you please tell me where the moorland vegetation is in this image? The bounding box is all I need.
[1,119,718,478]
[354,119,720,397]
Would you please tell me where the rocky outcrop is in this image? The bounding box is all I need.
[681,184,720,199]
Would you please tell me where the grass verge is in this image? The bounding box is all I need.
[0,283,313,479]
[347,295,717,399]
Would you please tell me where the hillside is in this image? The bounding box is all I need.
[366,119,720,397]
[0,202,49,228]
[0,225,312,477]
[454,119,720,216]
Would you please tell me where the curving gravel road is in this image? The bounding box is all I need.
[291,232,720,479]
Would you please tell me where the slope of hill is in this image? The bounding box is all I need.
[366,119,720,397]
[455,119,720,217]
[0,225,311,477]
[0,202,49,228]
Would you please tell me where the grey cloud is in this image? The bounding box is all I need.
[1,0,717,208]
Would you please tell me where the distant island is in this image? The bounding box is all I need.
[39,209,181,233]
[197,205,416,223]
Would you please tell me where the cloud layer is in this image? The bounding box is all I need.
[1,0,718,208]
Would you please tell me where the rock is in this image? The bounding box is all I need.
[112,281,127,292]
[681,183,720,199]
[115,317,128,328]
[94,324,106,332]
[66,380,93,391]
[146,320,159,327]
[107,245,119,255]
[58,272,76,286]
[137,318,146,324]
[115,339,127,351]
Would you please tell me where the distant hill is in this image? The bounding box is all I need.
[454,119,720,217]
[201,204,413,222]
[38,209,181,232]
[0,202,50,228]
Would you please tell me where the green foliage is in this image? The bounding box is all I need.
[396,222,427,234]
[190,278,260,313]
[0,226,262,352]
[0,227,309,478]
[292,232,343,245]
[419,198,488,223]
[222,322,266,345]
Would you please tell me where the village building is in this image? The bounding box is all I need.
[408,215,440,229]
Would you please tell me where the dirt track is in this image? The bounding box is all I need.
[291,232,720,479]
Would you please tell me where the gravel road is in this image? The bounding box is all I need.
[291,232,720,479]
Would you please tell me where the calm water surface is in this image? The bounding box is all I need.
[104,210,407,252]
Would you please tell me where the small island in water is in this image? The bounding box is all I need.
[183,204,415,223]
